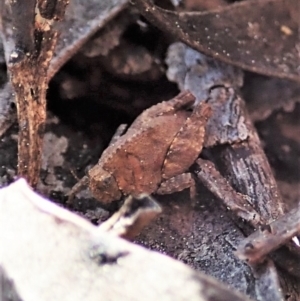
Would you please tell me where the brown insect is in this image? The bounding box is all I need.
[68,91,211,203]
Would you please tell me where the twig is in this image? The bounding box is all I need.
[2,0,69,187]
[99,194,162,239]
[236,205,300,264]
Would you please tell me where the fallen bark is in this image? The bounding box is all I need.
[160,41,300,298]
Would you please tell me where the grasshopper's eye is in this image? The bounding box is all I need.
[89,168,121,203]
[102,176,112,187]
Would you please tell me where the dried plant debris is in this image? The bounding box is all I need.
[136,191,289,301]
[0,106,105,211]
[0,179,255,301]
[99,194,162,239]
[0,0,128,82]
[166,43,249,146]
[134,0,300,82]
[164,42,300,279]
[166,42,244,99]
[0,0,129,187]
[165,42,283,218]
[0,1,299,300]
[236,205,300,265]
[50,0,129,80]
[54,10,166,112]
[0,0,69,187]
[194,158,264,228]
[216,137,300,278]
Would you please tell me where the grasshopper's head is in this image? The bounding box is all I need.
[88,166,121,203]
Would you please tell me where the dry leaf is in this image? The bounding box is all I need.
[134,0,300,82]
[0,179,253,301]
